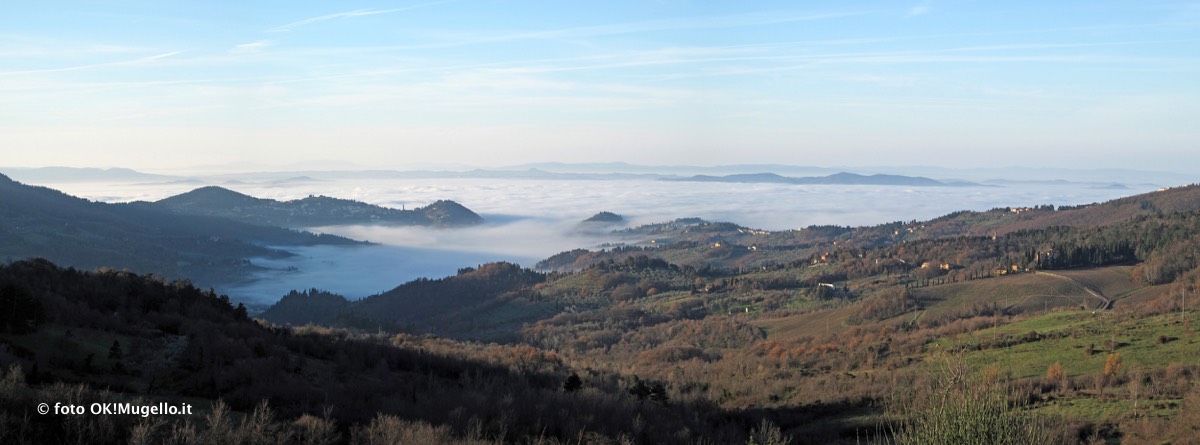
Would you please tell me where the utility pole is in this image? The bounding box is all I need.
[1183,287,1187,323]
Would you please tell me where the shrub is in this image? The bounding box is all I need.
[747,419,792,445]
[882,385,1051,445]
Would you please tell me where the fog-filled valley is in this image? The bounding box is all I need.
[5,166,1200,444]
[11,172,1154,305]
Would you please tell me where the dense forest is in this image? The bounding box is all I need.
[0,259,767,444]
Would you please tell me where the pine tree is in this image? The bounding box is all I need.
[563,373,582,393]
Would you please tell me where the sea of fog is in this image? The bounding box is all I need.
[45,178,1154,306]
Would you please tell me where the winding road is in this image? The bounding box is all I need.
[1034,271,1112,310]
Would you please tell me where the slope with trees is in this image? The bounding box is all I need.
[155,186,483,228]
[0,174,358,288]
[7,182,1200,444]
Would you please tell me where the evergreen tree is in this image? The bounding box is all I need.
[0,284,44,334]
[108,340,123,360]
[563,373,582,393]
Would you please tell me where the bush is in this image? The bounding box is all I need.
[747,419,792,445]
[882,384,1051,445]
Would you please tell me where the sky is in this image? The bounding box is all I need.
[2,1,1198,172]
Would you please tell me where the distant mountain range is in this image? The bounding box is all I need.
[0,166,179,183]
[664,172,977,187]
[0,173,358,287]
[5,164,1188,189]
[209,169,978,187]
[154,186,483,228]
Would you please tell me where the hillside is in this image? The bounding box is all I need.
[551,185,1200,278]
[257,185,1200,443]
[897,184,1200,240]
[257,288,349,326]
[264,263,553,341]
[7,179,1200,444]
[0,258,757,445]
[155,186,483,228]
[280,185,1200,345]
[582,211,624,224]
[0,174,357,287]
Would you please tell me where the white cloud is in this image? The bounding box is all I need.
[230,40,274,54]
[266,1,458,33]
[907,1,931,17]
[0,51,181,76]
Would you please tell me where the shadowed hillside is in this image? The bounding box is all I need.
[0,258,758,445]
[264,263,553,341]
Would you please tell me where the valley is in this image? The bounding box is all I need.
[3,175,1197,444]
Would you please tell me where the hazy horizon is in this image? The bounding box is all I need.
[3,1,1198,172]
[1,162,1193,187]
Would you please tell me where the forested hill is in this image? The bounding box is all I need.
[265,185,1200,339]
[0,174,357,287]
[263,263,551,341]
[894,183,1200,240]
[155,186,483,228]
[254,184,1200,443]
[0,258,744,445]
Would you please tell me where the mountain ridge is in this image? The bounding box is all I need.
[154,186,483,228]
[0,173,359,288]
[264,185,1200,342]
[664,171,971,186]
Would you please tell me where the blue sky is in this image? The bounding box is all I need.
[2,1,1198,172]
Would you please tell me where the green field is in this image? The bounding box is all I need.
[936,310,1198,380]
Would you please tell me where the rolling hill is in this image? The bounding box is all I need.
[0,174,358,287]
[0,258,740,445]
[154,186,483,228]
[263,262,553,341]
[6,177,1200,444]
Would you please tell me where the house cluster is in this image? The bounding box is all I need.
[920,262,960,271]
[1036,249,1055,263]
[811,251,833,265]
[918,259,1026,276]
[992,264,1025,275]
[736,228,771,236]
[894,225,927,236]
